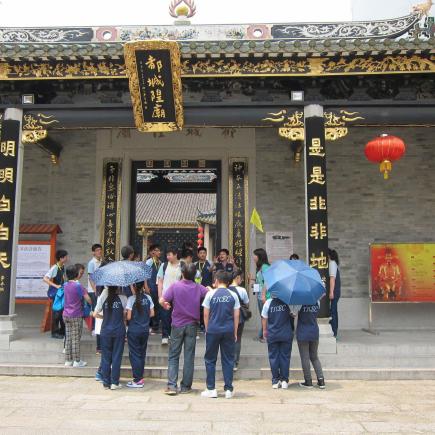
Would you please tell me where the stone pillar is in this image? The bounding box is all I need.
[0,108,23,348]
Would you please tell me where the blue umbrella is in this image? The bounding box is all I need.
[92,261,152,287]
[263,260,326,305]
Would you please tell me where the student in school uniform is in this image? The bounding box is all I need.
[229,270,250,371]
[93,286,127,390]
[297,303,326,389]
[145,244,161,334]
[126,281,154,388]
[261,296,294,389]
[201,270,240,399]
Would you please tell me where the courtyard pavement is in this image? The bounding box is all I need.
[0,376,434,433]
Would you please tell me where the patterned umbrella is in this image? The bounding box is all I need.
[92,261,152,287]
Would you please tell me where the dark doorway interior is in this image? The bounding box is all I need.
[130,160,221,260]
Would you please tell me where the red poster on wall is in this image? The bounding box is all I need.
[370,243,435,303]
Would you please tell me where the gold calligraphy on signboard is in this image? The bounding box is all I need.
[229,158,249,286]
[124,40,184,133]
[101,160,122,262]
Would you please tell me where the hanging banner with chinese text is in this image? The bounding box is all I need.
[229,159,249,286]
[370,243,435,303]
[305,115,329,316]
[0,119,20,315]
[124,40,184,132]
[101,160,122,262]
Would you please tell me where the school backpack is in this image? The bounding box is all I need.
[52,286,64,312]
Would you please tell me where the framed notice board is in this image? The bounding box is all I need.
[16,241,51,299]
[370,243,435,303]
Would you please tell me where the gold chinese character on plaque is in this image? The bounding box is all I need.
[0,195,11,212]
[310,223,328,240]
[0,275,5,292]
[0,252,10,269]
[0,141,15,157]
[152,104,166,119]
[0,168,13,184]
[309,196,327,211]
[310,252,328,270]
[0,223,9,241]
[150,89,164,104]
[147,75,165,88]
[308,167,325,185]
[308,138,325,157]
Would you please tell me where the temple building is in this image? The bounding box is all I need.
[0,0,434,344]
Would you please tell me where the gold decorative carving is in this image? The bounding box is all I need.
[412,0,433,16]
[325,127,348,141]
[264,109,364,141]
[124,40,184,132]
[22,129,47,143]
[23,113,59,130]
[324,110,364,140]
[0,55,432,81]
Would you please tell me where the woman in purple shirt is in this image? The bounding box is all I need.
[63,264,92,368]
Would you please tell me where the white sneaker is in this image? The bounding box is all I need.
[281,381,289,389]
[64,361,73,367]
[162,338,169,345]
[225,390,234,399]
[73,360,87,368]
[62,348,66,354]
[272,381,281,389]
[110,384,122,390]
[201,389,218,398]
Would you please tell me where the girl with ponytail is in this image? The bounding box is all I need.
[93,285,127,390]
[126,281,155,388]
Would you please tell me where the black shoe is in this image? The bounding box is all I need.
[317,378,326,389]
[299,381,313,388]
[51,333,64,339]
[179,387,193,394]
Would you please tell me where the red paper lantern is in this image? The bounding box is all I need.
[198,226,204,233]
[365,134,405,179]
[197,239,204,246]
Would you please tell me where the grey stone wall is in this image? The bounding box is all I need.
[20,131,97,266]
[256,127,435,299]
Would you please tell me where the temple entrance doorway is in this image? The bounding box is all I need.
[130,160,221,261]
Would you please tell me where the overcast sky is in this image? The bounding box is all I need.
[0,0,430,27]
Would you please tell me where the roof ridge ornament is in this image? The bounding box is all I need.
[412,0,433,17]
[169,0,196,24]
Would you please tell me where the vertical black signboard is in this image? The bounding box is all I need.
[0,120,20,315]
[124,41,183,133]
[101,160,122,262]
[229,159,249,286]
[305,115,329,317]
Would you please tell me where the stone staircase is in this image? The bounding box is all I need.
[0,328,434,380]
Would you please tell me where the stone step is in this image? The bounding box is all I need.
[0,350,434,369]
[1,363,435,381]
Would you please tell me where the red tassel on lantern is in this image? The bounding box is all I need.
[365,134,405,180]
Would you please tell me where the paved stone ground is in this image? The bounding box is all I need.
[0,376,434,434]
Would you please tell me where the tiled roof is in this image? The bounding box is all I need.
[19,224,62,234]
[0,12,433,61]
[136,193,216,227]
[1,37,433,61]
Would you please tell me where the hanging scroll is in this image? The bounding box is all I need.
[305,112,329,316]
[0,120,20,315]
[101,160,122,262]
[124,40,184,132]
[229,158,249,286]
